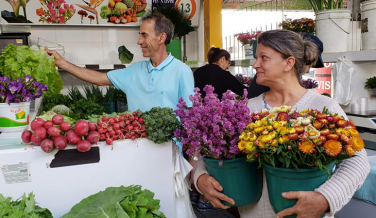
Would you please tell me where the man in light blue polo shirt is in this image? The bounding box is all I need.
[46,14,194,113]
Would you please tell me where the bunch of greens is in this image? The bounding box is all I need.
[62,185,165,218]
[42,92,72,112]
[0,44,63,94]
[0,192,52,218]
[142,107,182,144]
[118,45,134,64]
[38,111,76,124]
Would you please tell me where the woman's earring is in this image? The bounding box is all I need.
[284,68,288,71]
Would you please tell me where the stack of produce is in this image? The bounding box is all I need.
[21,114,99,153]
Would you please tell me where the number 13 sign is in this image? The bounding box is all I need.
[175,0,199,26]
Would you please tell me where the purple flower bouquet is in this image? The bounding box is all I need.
[0,75,48,104]
[174,85,252,163]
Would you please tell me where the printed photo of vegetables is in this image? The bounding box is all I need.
[100,0,147,25]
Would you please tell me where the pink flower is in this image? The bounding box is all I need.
[51,15,57,21]
[59,7,65,14]
[47,4,52,9]
[46,17,52,23]
[52,1,58,7]
[64,3,69,9]
[58,0,65,4]
[59,16,65,23]
[50,9,56,15]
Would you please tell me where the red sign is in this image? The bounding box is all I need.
[314,63,332,95]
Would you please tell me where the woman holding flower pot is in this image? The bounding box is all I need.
[194,30,370,218]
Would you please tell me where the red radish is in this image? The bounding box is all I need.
[21,130,32,143]
[31,133,43,145]
[43,120,54,129]
[88,122,97,131]
[124,113,130,118]
[113,123,120,130]
[52,114,64,125]
[106,138,113,145]
[47,126,61,137]
[138,117,144,123]
[119,116,125,121]
[97,127,104,134]
[60,121,71,132]
[99,134,106,141]
[132,111,137,116]
[31,118,45,131]
[129,116,134,121]
[124,133,131,139]
[109,118,116,125]
[66,130,80,145]
[34,127,47,140]
[40,139,54,153]
[125,120,131,125]
[77,140,91,152]
[54,136,68,150]
[141,132,147,137]
[125,125,133,132]
[101,116,107,122]
[74,120,89,136]
[51,134,62,141]
[131,135,137,141]
[86,131,100,144]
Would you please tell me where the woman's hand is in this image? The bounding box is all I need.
[276,191,329,218]
[196,173,235,209]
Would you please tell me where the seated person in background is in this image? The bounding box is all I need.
[247,32,325,99]
[194,47,247,100]
[194,29,370,218]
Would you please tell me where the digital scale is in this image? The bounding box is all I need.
[346,110,376,150]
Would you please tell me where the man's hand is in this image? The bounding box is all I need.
[44,47,65,68]
[276,191,329,218]
[196,174,235,209]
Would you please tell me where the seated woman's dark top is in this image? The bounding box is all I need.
[194,64,246,100]
[247,74,270,98]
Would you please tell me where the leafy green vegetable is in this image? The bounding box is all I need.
[0,192,53,218]
[0,44,63,94]
[118,45,134,64]
[62,185,165,218]
[42,92,72,112]
[365,76,376,89]
[142,107,182,144]
[38,111,76,124]
[69,99,105,120]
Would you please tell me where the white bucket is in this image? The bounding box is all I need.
[361,0,376,50]
[244,44,253,58]
[0,102,30,133]
[315,9,352,53]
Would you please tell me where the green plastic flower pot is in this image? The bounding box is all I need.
[263,162,335,218]
[252,40,257,56]
[203,156,263,207]
[166,39,182,60]
[100,101,116,114]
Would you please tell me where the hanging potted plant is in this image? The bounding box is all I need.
[175,85,263,207]
[239,106,365,217]
[151,1,195,60]
[0,75,48,132]
[308,0,352,53]
[365,76,376,96]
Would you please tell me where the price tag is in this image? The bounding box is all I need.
[1,162,31,184]
[185,60,198,67]
[241,59,251,67]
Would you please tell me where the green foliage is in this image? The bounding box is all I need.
[69,99,105,120]
[83,84,104,103]
[100,5,109,19]
[0,44,63,94]
[142,107,182,144]
[42,92,72,112]
[118,45,134,64]
[67,86,85,102]
[308,0,343,12]
[62,185,165,218]
[0,192,52,218]
[152,1,195,39]
[103,86,116,102]
[114,88,127,103]
[365,76,376,89]
[123,0,134,8]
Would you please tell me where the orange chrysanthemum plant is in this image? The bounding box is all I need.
[238,106,365,176]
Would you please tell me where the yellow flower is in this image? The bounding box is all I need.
[278,105,291,112]
[299,141,316,154]
[255,120,263,127]
[351,136,364,152]
[239,132,247,140]
[348,129,359,137]
[261,134,273,143]
[278,135,289,144]
[266,113,277,121]
[247,132,257,142]
[324,140,342,156]
[238,141,246,151]
[254,127,265,133]
[245,141,256,153]
[270,139,278,146]
[345,144,355,156]
[272,122,280,129]
[247,122,256,130]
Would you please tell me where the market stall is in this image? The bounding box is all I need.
[0,136,176,218]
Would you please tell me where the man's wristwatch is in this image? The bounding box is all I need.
[191,156,199,161]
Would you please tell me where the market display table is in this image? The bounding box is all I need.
[0,135,175,218]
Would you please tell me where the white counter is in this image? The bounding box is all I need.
[0,136,175,218]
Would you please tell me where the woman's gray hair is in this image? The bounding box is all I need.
[257,29,318,79]
[141,13,174,45]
